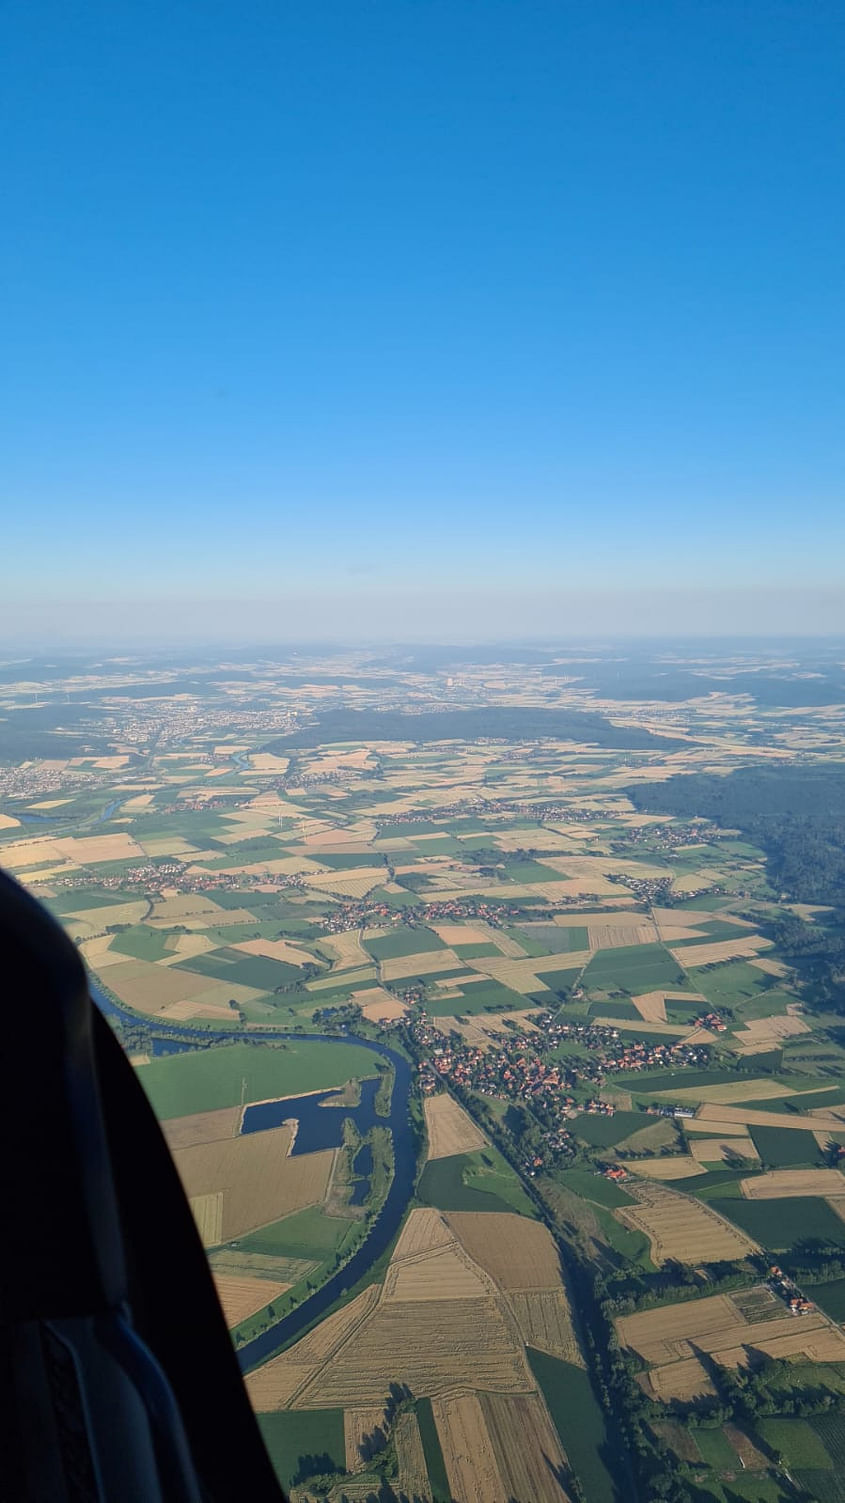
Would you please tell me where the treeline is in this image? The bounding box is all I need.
[628,762,845,1008]
[267,705,684,752]
[603,1258,760,1315]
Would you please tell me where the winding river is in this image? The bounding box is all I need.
[90,987,417,1371]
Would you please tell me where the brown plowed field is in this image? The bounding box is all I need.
[741,1168,845,1199]
[424,1095,488,1160]
[617,1182,759,1263]
[344,1407,387,1473]
[391,1208,455,1260]
[212,1273,289,1327]
[446,1212,562,1289]
[294,1296,534,1407]
[507,1290,583,1366]
[616,1284,845,1388]
[480,1392,574,1503]
[697,1103,845,1133]
[246,1286,380,1412]
[432,1392,509,1503]
[172,1126,334,1243]
[647,1357,716,1402]
[383,1245,492,1302]
[162,1106,240,1150]
[394,1410,430,1501]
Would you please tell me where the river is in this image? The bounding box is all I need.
[90,986,416,1371]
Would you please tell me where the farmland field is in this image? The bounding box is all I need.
[137,1039,377,1117]
[10,643,845,1498]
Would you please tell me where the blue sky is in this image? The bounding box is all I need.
[2,0,844,643]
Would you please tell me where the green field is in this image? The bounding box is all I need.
[709,1196,845,1251]
[174,948,306,989]
[527,1348,618,1503]
[749,1124,825,1167]
[693,1425,742,1471]
[555,1168,636,1207]
[806,1278,845,1322]
[424,979,527,1016]
[417,1148,535,1215]
[136,1039,377,1117]
[755,1416,832,1469]
[256,1408,345,1491]
[236,1204,360,1260]
[364,927,447,960]
[570,1110,649,1147]
[581,943,688,994]
[687,960,770,1006]
[416,1397,452,1503]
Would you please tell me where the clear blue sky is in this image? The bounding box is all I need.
[2,0,844,643]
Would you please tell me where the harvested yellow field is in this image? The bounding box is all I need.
[632,989,706,1023]
[617,1182,759,1263]
[479,1392,574,1503]
[249,753,291,772]
[749,956,790,977]
[161,1106,240,1150]
[65,899,149,928]
[139,836,199,856]
[424,1094,489,1160]
[689,1136,759,1163]
[54,833,145,863]
[394,1411,430,1502]
[741,1169,845,1199]
[308,966,376,992]
[618,1286,845,1384]
[632,990,667,1022]
[631,1158,706,1180]
[431,923,492,947]
[295,1296,533,1407]
[696,1104,845,1133]
[669,935,771,967]
[172,1125,335,1243]
[473,952,587,994]
[647,1357,717,1402]
[321,930,370,969]
[149,893,228,919]
[158,933,216,961]
[588,921,657,949]
[447,1212,563,1291]
[190,1192,223,1245]
[234,937,315,966]
[212,1273,289,1327]
[381,949,462,982]
[97,959,216,1013]
[0,837,66,867]
[617,1292,766,1364]
[344,1407,388,1474]
[653,1079,795,1105]
[507,1290,583,1366]
[732,1013,810,1050]
[304,869,385,899]
[391,1208,455,1261]
[244,1289,381,1412]
[432,1392,509,1503]
[383,1245,492,1302]
[353,987,408,1023]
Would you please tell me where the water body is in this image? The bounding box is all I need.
[90,986,416,1370]
[242,1076,381,1155]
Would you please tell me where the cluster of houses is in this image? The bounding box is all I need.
[323,895,522,935]
[407,1009,712,1168]
[768,1266,815,1315]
